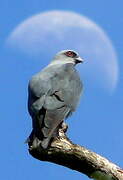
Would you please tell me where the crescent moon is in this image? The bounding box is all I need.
[6,10,119,93]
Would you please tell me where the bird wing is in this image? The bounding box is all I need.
[28,67,67,115]
[28,65,72,148]
[28,64,82,149]
[41,105,70,149]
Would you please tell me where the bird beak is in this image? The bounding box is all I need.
[75,56,84,64]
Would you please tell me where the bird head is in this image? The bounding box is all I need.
[51,50,84,66]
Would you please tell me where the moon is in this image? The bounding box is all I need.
[6,10,119,93]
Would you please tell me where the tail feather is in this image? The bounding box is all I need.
[25,120,60,149]
[25,130,39,149]
[41,137,51,149]
[25,130,51,149]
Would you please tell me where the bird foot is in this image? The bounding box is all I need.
[61,122,68,133]
[58,122,68,138]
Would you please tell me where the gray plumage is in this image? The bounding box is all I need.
[27,50,83,149]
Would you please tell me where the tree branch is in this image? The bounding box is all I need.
[28,130,123,180]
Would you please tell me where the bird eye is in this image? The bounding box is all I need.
[65,51,77,58]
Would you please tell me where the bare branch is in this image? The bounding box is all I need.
[28,130,123,180]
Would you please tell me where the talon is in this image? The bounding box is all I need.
[61,122,68,133]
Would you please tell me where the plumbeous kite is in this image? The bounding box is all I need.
[27,50,83,149]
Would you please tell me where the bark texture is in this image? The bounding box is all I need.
[28,130,123,180]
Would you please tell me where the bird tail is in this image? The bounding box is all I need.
[25,130,34,144]
[40,124,60,149]
[25,130,51,149]
[41,137,51,149]
[25,122,60,149]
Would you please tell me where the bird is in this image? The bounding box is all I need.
[27,50,83,149]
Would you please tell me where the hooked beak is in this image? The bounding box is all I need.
[75,56,84,64]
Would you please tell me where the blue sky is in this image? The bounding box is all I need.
[1,0,123,180]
